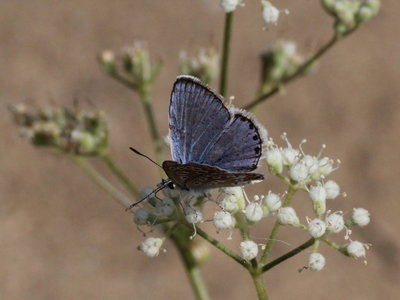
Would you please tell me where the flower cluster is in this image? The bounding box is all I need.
[179,48,219,84]
[99,42,161,90]
[321,0,381,35]
[260,41,305,93]
[10,104,108,156]
[136,133,371,273]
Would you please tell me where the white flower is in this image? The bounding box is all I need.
[264,192,281,212]
[308,218,326,238]
[155,197,175,217]
[347,241,367,258]
[323,180,340,199]
[139,187,156,202]
[240,240,259,260]
[185,207,203,224]
[281,147,299,166]
[245,202,264,223]
[266,148,283,174]
[139,237,164,257]
[213,211,236,229]
[352,208,370,227]
[309,184,327,216]
[220,0,242,13]
[318,157,334,177]
[133,208,151,225]
[277,207,300,226]
[325,212,345,233]
[289,162,308,183]
[219,187,245,213]
[308,253,326,271]
[262,1,280,25]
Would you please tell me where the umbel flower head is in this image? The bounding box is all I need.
[10,104,108,156]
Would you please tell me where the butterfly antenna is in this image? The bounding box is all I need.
[129,147,163,169]
[125,182,168,211]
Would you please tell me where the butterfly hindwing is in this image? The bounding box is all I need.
[162,160,264,190]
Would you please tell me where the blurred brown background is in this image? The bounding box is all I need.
[1,0,399,299]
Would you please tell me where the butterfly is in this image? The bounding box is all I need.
[162,75,267,191]
[128,76,267,209]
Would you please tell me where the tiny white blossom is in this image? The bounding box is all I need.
[352,208,370,227]
[266,148,283,174]
[309,184,327,216]
[308,218,326,238]
[245,202,264,223]
[277,207,300,226]
[262,1,280,25]
[264,192,281,212]
[220,0,242,13]
[347,240,367,258]
[325,212,345,233]
[219,187,245,213]
[281,147,299,166]
[303,155,320,179]
[318,157,334,177]
[185,207,203,224]
[289,162,308,183]
[240,240,259,260]
[139,187,155,200]
[213,211,236,229]
[324,180,340,199]
[133,208,150,225]
[155,197,175,217]
[139,237,164,257]
[308,253,326,271]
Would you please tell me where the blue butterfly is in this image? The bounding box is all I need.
[162,75,267,191]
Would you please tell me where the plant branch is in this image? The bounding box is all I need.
[259,185,297,264]
[69,155,133,208]
[251,273,268,300]
[262,238,315,272]
[219,12,234,97]
[188,224,250,269]
[100,151,139,198]
[243,34,339,111]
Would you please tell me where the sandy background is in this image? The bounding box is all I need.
[1,0,399,299]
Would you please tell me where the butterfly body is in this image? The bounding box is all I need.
[165,75,268,190]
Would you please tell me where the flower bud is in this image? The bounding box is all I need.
[99,50,116,74]
[308,252,326,271]
[309,184,327,216]
[218,187,245,213]
[245,202,264,223]
[346,240,367,258]
[240,240,259,260]
[266,148,283,174]
[179,48,219,84]
[323,180,340,199]
[289,162,308,183]
[351,208,370,227]
[325,212,344,233]
[220,0,241,13]
[213,211,236,229]
[185,207,203,224]
[277,207,300,226]
[133,207,151,225]
[264,192,281,212]
[139,237,164,257]
[308,218,326,238]
[261,1,281,25]
[281,147,299,166]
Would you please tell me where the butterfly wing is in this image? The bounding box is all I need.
[169,76,230,164]
[169,76,267,172]
[162,160,264,190]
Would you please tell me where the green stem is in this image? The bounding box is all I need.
[251,273,268,300]
[219,12,234,97]
[192,224,250,269]
[234,211,251,240]
[170,225,211,300]
[69,156,133,208]
[138,84,165,171]
[108,72,138,91]
[100,151,139,198]
[259,185,297,264]
[262,238,315,273]
[321,238,348,255]
[244,34,339,111]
